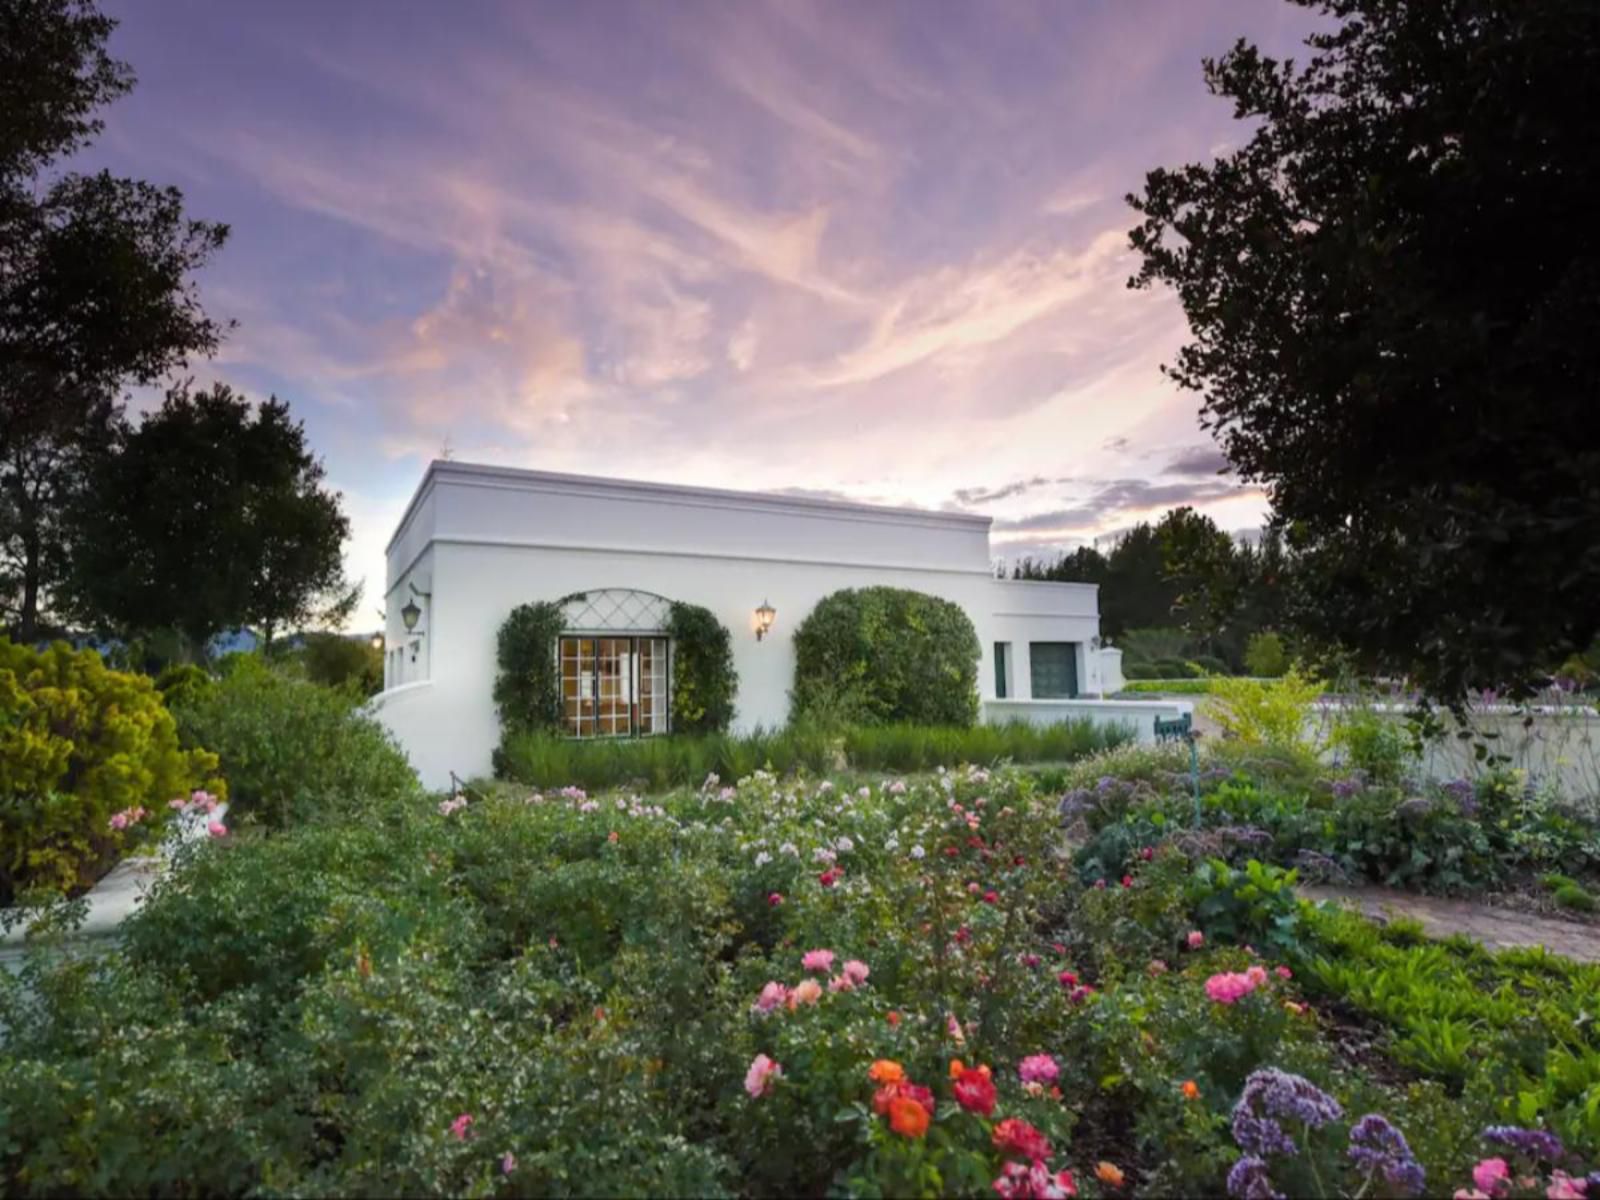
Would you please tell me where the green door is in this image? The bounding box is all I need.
[1029,642,1079,698]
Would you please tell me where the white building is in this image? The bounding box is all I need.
[372,461,1184,789]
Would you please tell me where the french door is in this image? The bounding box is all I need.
[560,636,669,738]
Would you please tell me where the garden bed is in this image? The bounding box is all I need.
[2,751,1594,1196]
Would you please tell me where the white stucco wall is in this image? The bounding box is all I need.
[373,463,1103,789]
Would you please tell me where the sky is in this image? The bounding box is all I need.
[87,0,1324,629]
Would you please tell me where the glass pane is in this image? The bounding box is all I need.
[1029,642,1079,699]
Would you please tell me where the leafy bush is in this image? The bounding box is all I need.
[1328,703,1417,785]
[1,640,222,905]
[1244,631,1288,678]
[170,658,418,828]
[495,718,1128,791]
[791,586,980,727]
[667,601,738,734]
[493,600,565,735]
[297,630,383,695]
[1120,677,1229,694]
[1204,668,1324,749]
[1185,857,1306,959]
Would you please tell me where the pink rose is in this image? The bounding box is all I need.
[1018,1054,1060,1085]
[1187,931,1205,949]
[752,981,788,1014]
[801,949,835,973]
[207,821,228,838]
[744,1053,782,1098]
[450,1113,473,1140]
[842,959,870,985]
[1472,1158,1509,1194]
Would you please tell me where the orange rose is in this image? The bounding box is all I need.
[888,1095,930,1138]
[1095,1162,1125,1188]
[949,1058,966,1079]
[1181,1079,1200,1100]
[869,1059,905,1085]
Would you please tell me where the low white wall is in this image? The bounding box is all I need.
[366,681,440,787]
[1310,703,1600,802]
[984,697,1193,744]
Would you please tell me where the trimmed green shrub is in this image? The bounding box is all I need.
[171,658,418,828]
[791,586,980,727]
[493,600,565,735]
[667,601,738,734]
[1,640,222,905]
[1244,631,1289,678]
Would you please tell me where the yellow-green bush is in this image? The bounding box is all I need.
[1,640,223,904]
[1202,667,1325,751]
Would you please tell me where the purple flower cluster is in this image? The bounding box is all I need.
[1231,1069,1344,1159]
[1394,796,1435,820]
[1440,778,1478,817]
[1225,1155,1283,1200]
[1330,778,1364,801]
[1292,849,1348,882]
[1483,1124,1564,1163]
[1219,824,1274,848]
[1348,1114,1426,1196]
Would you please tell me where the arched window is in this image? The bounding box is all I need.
[556,589,672,738]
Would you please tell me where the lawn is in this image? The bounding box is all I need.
[3,744,1596,1197]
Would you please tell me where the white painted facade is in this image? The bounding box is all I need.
[371,462,1170,789]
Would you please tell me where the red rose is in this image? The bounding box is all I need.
[1121,875,1133,888]
[953,1068,997,1116]
[992,1116,1052,1161]
[982,890,999,904]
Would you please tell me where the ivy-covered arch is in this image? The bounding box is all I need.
[493,589,737,743]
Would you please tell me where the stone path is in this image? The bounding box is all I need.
[1302,884,1600,964]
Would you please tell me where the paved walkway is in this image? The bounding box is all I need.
[1303,884,1600,964]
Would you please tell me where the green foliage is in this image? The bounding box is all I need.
[1542,873,1597,912]
[297,630,382,696]
[70,383,355,648]
[170,657,417,828]
[791,586,980,727]
[667,601,737,735]
[153,661,212,709]
[1185,858,1306,960]
[1243,631,1288,678]
[495,718,1127,792]
[1300,903,1600,1148]
[0,639,221,904]
[1203,667,1323,750]
[1,0,228,644]
[1328,703,1417,786]
[1120,677,1230,694]
[1129,0,1600,700]
[492,599,564,736]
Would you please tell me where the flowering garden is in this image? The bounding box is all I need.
[2,735,1597,1198]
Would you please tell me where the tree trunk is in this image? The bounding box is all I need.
[17,527,41,645]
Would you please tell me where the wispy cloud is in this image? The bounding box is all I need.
[87,0,1322,615]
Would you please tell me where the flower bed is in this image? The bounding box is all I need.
[1,759,1594,1196]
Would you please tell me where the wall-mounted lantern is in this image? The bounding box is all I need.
[755,599,777,641]
[370,633,384,651]
[401,599,422,632]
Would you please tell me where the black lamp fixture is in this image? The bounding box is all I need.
[755,599,777,641]
[401,599,421,632]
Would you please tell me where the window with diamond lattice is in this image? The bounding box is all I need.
[559,589,673,633]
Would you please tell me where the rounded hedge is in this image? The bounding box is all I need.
[790,586,980,727]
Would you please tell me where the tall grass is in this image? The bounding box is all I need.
[493,718,1130,791]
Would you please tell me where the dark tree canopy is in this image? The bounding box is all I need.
[1128,0,1600,699]
[0,0,228,641]
[70,383,354,656]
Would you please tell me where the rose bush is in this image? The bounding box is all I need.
[1,756,1593,1195]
